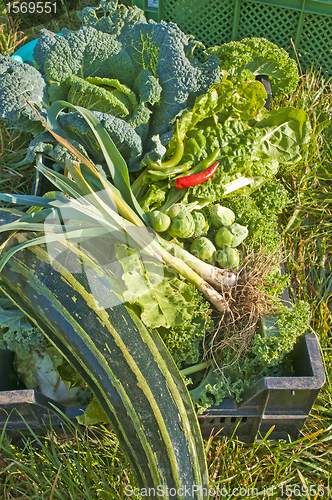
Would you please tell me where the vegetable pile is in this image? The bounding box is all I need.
[0,1,313,421]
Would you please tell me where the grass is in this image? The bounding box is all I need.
[0,6,331,500]
[0,124,34,195]
[0,420,138,499]
[0,17,27,55]
[277,70,332,350]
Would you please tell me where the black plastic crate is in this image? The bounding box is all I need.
[0,333,325,443]
[0,385,85,431]
[0,349,85,441]
[198,333,326,442]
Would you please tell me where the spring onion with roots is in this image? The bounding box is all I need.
[0,101,238,313]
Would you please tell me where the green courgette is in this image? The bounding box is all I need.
[0,212,208,499]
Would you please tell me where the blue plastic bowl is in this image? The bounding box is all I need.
[11,33,62,64]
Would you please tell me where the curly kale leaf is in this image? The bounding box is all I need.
[252,301,311,366]
[120,20,219,137]
[33,28,59,73]
[26,8,220,168]
[221,180,289,253]
[157,290,214,368]
[33,9,219,141]
[133,68,162,106]
[128,103,152,143]
[207,37,299,96]
[23,132,54,164]
[24,131,92,169]
[64,69,162,144]
[0,296,47,352]
[189,362,264,414]
[253,180,289,216]
[67,75,137,117]
[0,1,220,171]
[189,301,311,413]
[130,69,162,140]
[0,55,48,134]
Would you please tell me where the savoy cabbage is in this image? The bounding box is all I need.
[0,57,47,134]
[0,0,219,170]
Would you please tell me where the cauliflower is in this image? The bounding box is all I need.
[0,295,91,406]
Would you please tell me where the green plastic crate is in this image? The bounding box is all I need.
[132,0,332,78]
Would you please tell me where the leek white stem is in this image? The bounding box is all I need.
[148,238,229,312]
[95,214,230,312]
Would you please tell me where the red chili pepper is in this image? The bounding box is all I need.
[175,161,219,189]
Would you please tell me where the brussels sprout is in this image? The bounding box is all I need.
[215,223,248,248]
[209,205,235,228]
[216,247,241,269]
[166,204,183,219]
[192,210,209,237]
[228,223,248,247]
[190,237,216,264]
[215,227,233,248]
[148,210,171,232]
[166,204,195,238]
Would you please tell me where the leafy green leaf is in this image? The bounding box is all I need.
[157,289,213,368]
[42,27,136,101]
[255,106,311,163]
[77,396,110,425]
[47,345,85,388]
[115,243,195,328]
[34,17,219,139]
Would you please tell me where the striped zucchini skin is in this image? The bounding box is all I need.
[0,219,208,499]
